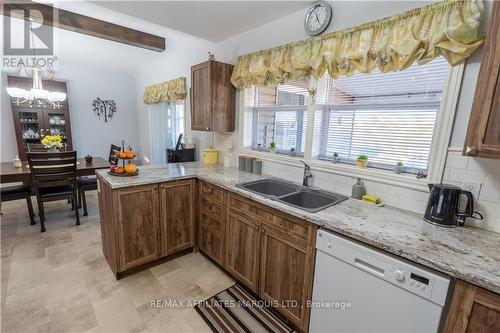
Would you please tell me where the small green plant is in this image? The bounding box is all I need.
[333,152,339,158]
[357,154,368,161]
[396,161,403,167]
[269,141,276,148]
[290,147,296,157]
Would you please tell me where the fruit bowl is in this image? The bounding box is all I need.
[107,170,139,177]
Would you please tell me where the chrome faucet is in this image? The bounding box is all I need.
[301,160,313,187]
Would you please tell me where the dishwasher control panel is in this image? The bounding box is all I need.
[317,230,450,306]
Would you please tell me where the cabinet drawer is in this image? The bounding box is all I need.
[227,193,274,224]
[263,214,311,245]
[201,198,222,220]
[200,226,223,265]
[201,181,223,203]
[201,211,222,234]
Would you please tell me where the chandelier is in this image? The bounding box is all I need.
[6,67,67,108]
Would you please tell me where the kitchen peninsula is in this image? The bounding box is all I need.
[96,162,500,332]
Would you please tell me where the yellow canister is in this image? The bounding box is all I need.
[203,148,218,164]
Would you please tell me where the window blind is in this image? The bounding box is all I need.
[250,80,309,154]
[316,57,449,173]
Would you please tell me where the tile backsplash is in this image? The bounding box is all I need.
[258,148,500,233]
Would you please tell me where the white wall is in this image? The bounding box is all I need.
[1,65,138,160]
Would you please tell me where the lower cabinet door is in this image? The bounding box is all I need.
[225,212,260,292]
[444,280,500,333]
[159,180,194,256]
[199,225,223,265]
[259,225,313,329]
[116,185,159,271]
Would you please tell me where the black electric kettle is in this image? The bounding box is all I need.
[424,184,483,227]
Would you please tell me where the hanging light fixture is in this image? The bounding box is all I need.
[6,67,67,108]
[5,19,66,108]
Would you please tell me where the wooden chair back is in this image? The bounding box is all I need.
[28,143,67,152]
[27,151,78,192]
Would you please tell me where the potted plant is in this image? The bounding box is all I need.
[41,134,63,152]
[290,147,296,157]
[332,152,339,163]
[269,141,277,153]
[356,154,369,168]
[257,143,262,151]
[394,161,404,174]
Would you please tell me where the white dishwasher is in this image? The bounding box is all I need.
[309,230,450,333]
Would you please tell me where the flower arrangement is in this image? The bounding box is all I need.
[41,134,63,150]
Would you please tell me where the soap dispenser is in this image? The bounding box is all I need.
[351,178,366,199]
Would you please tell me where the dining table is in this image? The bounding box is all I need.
[0,157,110,184]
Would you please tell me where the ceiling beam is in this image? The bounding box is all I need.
[2,1,166,52]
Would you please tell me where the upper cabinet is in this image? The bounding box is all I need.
[190,60,236,132]
[464,1,500,158]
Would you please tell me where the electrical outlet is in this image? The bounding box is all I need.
[462,181,481,202]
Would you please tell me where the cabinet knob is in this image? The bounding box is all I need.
[466,146,478,155]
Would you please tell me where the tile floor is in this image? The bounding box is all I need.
[1,192,235,332]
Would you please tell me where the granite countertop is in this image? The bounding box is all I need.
[96,162,500,294]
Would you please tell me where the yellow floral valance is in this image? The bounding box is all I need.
[143,77,186,104]
[231,0,485,89]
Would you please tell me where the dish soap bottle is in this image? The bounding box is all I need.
[351,178,366,199]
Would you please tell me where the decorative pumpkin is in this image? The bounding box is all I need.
[124,163,137,174]
[124,150,135,159]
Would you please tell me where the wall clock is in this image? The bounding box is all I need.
[304,1,333,36]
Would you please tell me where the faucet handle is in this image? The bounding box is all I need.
[300,160,311,169]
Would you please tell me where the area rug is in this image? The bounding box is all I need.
[195,284,295,333]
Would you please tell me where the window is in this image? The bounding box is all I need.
[314,57,449,173]
[149,100,185,164]
[246,80,309,155]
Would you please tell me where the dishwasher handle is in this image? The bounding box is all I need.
[354,258,385,277]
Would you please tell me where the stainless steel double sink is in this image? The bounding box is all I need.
[236,178,348,213]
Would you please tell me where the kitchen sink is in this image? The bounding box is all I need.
[236,178,299,197]
[279,189,348,213]
[236,178,348,213]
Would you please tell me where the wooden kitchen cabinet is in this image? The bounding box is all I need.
[225,211,261,293]
[98,179,196,277]
[190,59,235,132]
[198,181,225,266]
[115,184,160,271]
[159,179,194,257]
[223,192,317,331]
[260,222,316,329]
[464,1,500,158]
[443,280,500,333]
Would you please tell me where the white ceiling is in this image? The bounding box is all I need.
[91,1,310,42]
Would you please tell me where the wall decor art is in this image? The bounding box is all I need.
[92,97,117,122]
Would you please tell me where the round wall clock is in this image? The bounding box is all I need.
[304,1,333,36]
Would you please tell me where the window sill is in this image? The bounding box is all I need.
[239,148,430,192]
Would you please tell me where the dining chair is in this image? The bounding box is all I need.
[27,151,79,232]
[0,184,35,225]
[76,144,119,217]
[77,177,97,216]
[28,143,67,152]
